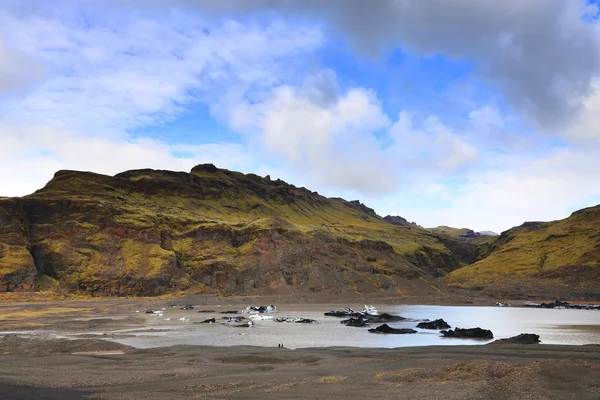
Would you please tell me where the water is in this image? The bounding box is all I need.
[109,304,600,349]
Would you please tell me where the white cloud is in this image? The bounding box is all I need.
[212,70,483,195]
[389,112,477,172]
[1,1,599,235]
[0,12,323,133]
[0,121,256,196]
[468,106,504,130]
[0,7,321,196]
[568,80,600,142]
[372,145,600,233]
[0,38,45,93]
[163,0,600,132]
[235,77,397,193]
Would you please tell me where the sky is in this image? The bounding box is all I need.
[1,0,600,233]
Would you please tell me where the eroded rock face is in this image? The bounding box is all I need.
[417,319,451,330]
[440,327,494,339]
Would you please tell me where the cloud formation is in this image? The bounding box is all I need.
[164,0,600,133]
[0,7,319,194]
[0,121,258,197]
[1,1,600,233]
[0,38,45,94]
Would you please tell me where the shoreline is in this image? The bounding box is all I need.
[2,294,600,399]
[1,337,600,399]
[3,291,599,307]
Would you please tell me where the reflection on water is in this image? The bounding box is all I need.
[111,304,600,350]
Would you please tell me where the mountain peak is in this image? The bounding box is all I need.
[191,163,218,174]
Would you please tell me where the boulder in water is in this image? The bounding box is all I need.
[363,313,406,323]
[440,327,493,339]
[368,324,417,334]
[416,319,451,330]
[493,333,540,344]
[341,316,368,327]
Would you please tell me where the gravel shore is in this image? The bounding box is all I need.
[1,335,600,399]
[2,297,600,399]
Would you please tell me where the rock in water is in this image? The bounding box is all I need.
[363,313,406,323]
[368,324,417,334]
[440,327,493,339]
[494,333,540,344]
[416,319,451,330]
[341,317,368,327]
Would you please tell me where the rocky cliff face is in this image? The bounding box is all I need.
[0,165,478,297]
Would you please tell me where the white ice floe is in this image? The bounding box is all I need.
[362,305,378,315]
[249,315,274,321]
[242,305,278,314]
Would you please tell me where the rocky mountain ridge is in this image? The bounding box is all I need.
[2,164,597,299]
[444,205,600,298]
[0,165,480,297]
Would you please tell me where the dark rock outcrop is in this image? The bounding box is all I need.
[368,324,417,334]
[341,317,368,327]
[523,300,600,310]
[275,317,315,323]
[493,333,540,344]
[294,318,315,324]
[196,317,215,324]
[383,215,418,227]
[541,300,570,308]
[324,308,360,318]
[363,313,406,323]
[440,327,493,339]
[416,319,451,330]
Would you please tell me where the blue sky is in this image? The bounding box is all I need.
[1,0,600,233]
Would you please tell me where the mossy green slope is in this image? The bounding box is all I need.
[0,164,478,297]
[444,205,600,292]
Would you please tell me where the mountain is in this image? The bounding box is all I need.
[383,215,420,227]
[444,205,600,298]
[429,226,480,240]
[0,164,479,297]
[478,231,499,237]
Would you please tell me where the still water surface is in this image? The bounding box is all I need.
[112,304,600,349]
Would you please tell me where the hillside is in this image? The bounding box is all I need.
[0,164,479,298]
[445,205,600,297]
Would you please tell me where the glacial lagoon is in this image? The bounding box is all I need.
[104,304,600,349]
